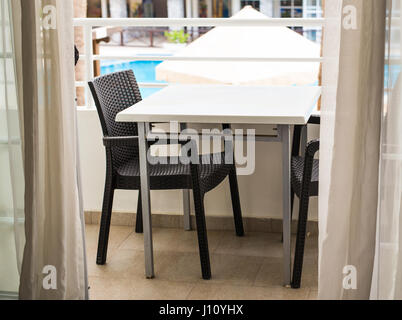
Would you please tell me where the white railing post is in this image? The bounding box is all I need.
[91,55,323,62]
[73,17,325,107]
[101,0,108,18]
[206,0,212,18]
[73,17,325,28]
[84,25,94,107]
[191,0,199,38]
[232,0,241,15]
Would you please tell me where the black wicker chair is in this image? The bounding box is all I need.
[88,70,244,280]
[291,115,320,289]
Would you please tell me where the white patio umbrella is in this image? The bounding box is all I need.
[156,6,320,86]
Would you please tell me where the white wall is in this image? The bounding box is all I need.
[77,108,318,221]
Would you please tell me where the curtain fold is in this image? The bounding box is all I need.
[0,0,25,295]
[373,0,402,300]
[319,0,386,299]
[15,0,88,299]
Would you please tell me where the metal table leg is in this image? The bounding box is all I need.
[180,123,192,231]
[138,122,155,279]
[183,190,191,230]
[279,124,292,286]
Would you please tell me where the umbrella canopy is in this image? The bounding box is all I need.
[156,6,320,86]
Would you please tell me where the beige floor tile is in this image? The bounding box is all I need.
[187,283,310,300]
[254,256,318,289]
[85,225,133,277]
[298,234,319,257]
[85,224,132,251]
[215,231,284,258]
[88,249,146,279]
[89,276,195,300]
[253,257,285,287]
[85,224,319,300]
[307,289,318,300]
[154,251,203,282]
[302,258,318,288]
[88,276,134,300]
[86,245,117,277]
[120,227,224,253]
[215,231,318,260]
[154,251,264,286]
[207,254,264,286]
[117,230,144,251]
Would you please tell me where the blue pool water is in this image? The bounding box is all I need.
[101,60,166,98]
[101,61,401,99]
[385,64,401,88]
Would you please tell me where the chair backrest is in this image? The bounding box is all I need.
[89,69,142,137]
[292,115,321,157]
[88,70,142,167]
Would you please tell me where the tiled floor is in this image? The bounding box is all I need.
[85,224,318,300]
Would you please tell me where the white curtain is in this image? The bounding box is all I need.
[0,0,25,296]
[372,0,402,300]
[11,0,88,299]
[319,0,386,299]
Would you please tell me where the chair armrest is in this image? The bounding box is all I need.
[308,115,321,125]
[103,136,139,147]
[300,139,320,193]
[305,139,320,158]
[103,135,193,148]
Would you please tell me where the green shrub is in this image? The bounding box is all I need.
[164,30,190,44]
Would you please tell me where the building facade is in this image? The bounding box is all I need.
[166,0,323,42]
[96,0,322,41]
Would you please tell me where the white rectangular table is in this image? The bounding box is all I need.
[116,84,321,286]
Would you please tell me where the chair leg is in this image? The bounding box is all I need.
[183,189,192,231]
[228,167,244,237]
[291,192,310,289]
[190,163,211,280]
[97,180,115,265]
[193,189,212,280]
[135,191,143,234]
[291,189,295,219]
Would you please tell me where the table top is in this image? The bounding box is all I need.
[116,85,322,125]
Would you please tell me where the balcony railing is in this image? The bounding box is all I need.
[73,17,325,108]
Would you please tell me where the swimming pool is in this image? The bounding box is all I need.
[385,64,401,88]
[101,60,166,98]
[101,60,401,99]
